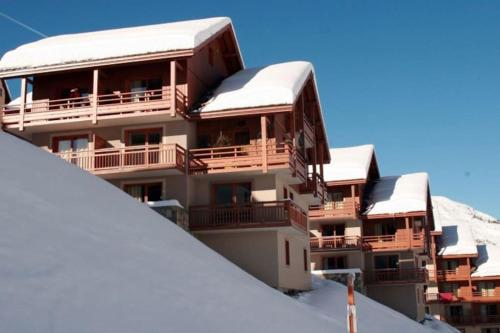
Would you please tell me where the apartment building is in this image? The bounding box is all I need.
[0,17,330,292]
[310,145,434,321]
[427,198,500,333]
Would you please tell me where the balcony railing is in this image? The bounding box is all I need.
[300,172,326,201]
[309,198,359,219]
[364,268,427,284]
[1,88,187,129]
[54,144,185,175]
[189,200,307,232]
[436,268,471,281]
[310,235,362,251]
[189,142,306,181]
[362,231,425,251]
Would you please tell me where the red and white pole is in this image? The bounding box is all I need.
[347,273,357,333]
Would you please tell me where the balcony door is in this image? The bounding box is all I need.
[374,255,399,270]
[212,183,252,224]
[325,256,346,270]
[480,304,498,322]
[446,305,464,323]
[130,79,163,101]
[125,128,162,166]
[53,135,89,168]
[124,182,162,203]
[374,222,397,236]
[477,282,496,296]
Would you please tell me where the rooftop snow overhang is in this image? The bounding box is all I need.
[0,17,243,78]
[190,61,331,161]
[320,145,379,184]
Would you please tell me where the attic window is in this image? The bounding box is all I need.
[208,47,214,66]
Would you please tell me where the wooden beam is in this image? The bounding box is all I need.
[405,217,411,248]
[170,60,177,117]
[92,69,99,124]
[19,77,27,131]
[261,115,268,173]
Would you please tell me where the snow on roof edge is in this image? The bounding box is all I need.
[0,17,235,73]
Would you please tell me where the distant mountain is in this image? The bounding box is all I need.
[432,196,500,277]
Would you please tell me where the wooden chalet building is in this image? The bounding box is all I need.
[310,145,434,321]
[0,17,329,292]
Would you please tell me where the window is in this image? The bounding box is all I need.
[443,260,459,271]
[197,135,211,148]
[285,240,290,266]
[124,183,162,202]
[325,256,346,269]
[53,135,89,153]
[374,222,397,236]
[283,187,288,200]
[321,224,345,237]
[481,304,498,317]
[289,191,294,201]
[126,128,162,146]
[477,282,496,296]
[303,249,308,271]
[374,255,399,269]
[213,182,251,206]
[130,79,163,100]
[442,283,460,296]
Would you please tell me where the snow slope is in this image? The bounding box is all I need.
[432,196,500,277]
[0,17,233,72]
[298,277,459,333]
[0,131,336,333]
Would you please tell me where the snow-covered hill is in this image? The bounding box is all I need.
[432,196,500,277]
[0,131,336,333]
[0,129,456,332]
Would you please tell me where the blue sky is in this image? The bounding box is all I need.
[1,0,499,217]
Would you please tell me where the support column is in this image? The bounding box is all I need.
[405,217,411,248]
[261,115,268,173]
[319,142,324,180]
[170,60,177,117]
[92,69,99,124]
[19,78,27,131]
[290,106,297,177]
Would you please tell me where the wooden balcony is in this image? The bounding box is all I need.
[1,88,187,130]
[189,142,307,182]
[436,267,471,281]
[310,235,362,251]
[189,200,308,232]
[364,268,427,285]
[299,172,326,201]
[442,315,474,326]
[54,144,186,175]
[426,290,500,303]
[474,314,500,324]
[362,231,425,252]
[308,198,359,220]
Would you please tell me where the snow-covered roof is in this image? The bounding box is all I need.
[0,17,232,73]
[321,145,375,182]
[0,131,339,333]
[432,196,478,256]
[472,244,500,277]
[298,277,447,333]
[198,61,313,112]
[365,172,429,216]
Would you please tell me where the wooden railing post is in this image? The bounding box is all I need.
[170,60,177,117]
[261,115,268,173]
[92,69,99,124]
[19,77,27,131]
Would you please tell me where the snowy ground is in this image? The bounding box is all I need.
[297,277,459,333]
[0,130,467,332]
[0,131,335,333]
